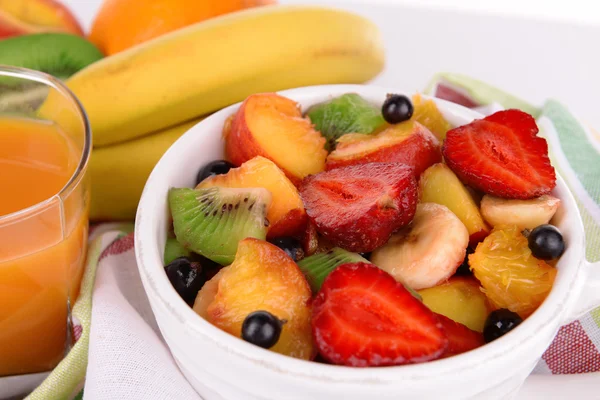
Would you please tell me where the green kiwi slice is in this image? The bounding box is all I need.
[163,237,192,265]
[306,93,385,150]
[0,33,104,113]
[169,187,272,266]
[298,247,422,300]
[297,248,368,293]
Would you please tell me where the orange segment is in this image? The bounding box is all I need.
[469,225,556,318]
[89,0,276,55]
[196,156,306,237]
[206,238,314,359]
[412,94,452,141]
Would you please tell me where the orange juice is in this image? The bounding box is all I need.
[0,117,89,376]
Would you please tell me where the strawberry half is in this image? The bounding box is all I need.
[299,162,417,253]
[436,314,484,358]
[312,263,448,367]
[442,109,556,199]
[325,122,441,177]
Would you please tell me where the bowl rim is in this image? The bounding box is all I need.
[135,84,586,383]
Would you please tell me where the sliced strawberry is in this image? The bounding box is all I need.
[483,108,539,136]
[442,109,556,199]
[436,314,484,358]
[299,162,418,253]
[325,122,441,177]
[312,263,447,367]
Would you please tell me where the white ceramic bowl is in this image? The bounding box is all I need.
[135,84,600,400]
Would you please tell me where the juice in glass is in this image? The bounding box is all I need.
[0,67,90,377]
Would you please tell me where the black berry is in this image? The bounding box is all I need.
[382,94,414,124]
[483,309,523,343]
[192,253,223,281]
[269,237,304,261]
[241,311,285,349]
[455,247,474,276]
[527,224,565,260]
[165,257,205,306]
[359,252,371,261]
[195,160,235,185]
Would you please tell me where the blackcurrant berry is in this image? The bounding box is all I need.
[483,309,523,343]
[195,160,235,185]
[382,94,414,124]
[527,224,565,260]
[241,310,285,349]
[269,237,305,261]
[165,257,205,306]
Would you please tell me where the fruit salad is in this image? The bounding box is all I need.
[163,91,565,367]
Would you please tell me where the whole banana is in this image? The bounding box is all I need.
[51,5,385,147]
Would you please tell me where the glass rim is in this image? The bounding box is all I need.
[0,65,92,223]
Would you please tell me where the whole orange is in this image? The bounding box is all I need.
[89,0,276,55]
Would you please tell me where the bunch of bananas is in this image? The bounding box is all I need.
[52,6,385,220]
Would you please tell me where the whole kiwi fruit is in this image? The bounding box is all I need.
[0,33,103,112]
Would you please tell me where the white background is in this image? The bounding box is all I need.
[64,0,600,129]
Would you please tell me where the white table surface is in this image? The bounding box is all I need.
[59,1,600,398]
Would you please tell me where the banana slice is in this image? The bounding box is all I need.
[371,203,469,290]
[480,194,561,230]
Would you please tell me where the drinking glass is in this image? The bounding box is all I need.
[0,66,91,378]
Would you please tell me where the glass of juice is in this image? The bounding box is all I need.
[0,66,91,377]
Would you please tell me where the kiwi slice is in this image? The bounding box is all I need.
[163,237,192,265]
[298,247,422,300]
[0,33,104,112]
[297,248,368,293]
[306,93,385,150]
[169,187,271,266]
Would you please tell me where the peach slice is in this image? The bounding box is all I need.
[325,121,441,177]
[0,0,83,39]
[418,276,491,332]
[411,94,452,141]
[205,238,315,360]
[193,267,228,320]
[419,163,490,246]
[197,156,307,238]
[225,93,327,185]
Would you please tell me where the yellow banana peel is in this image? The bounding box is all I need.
[43,5,385,147]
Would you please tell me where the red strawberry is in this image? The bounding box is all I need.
[299,162,417,253]
[325,122,441,177]
[312,262,448,367]
[442,109,556,199]
[436,314,484,358]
